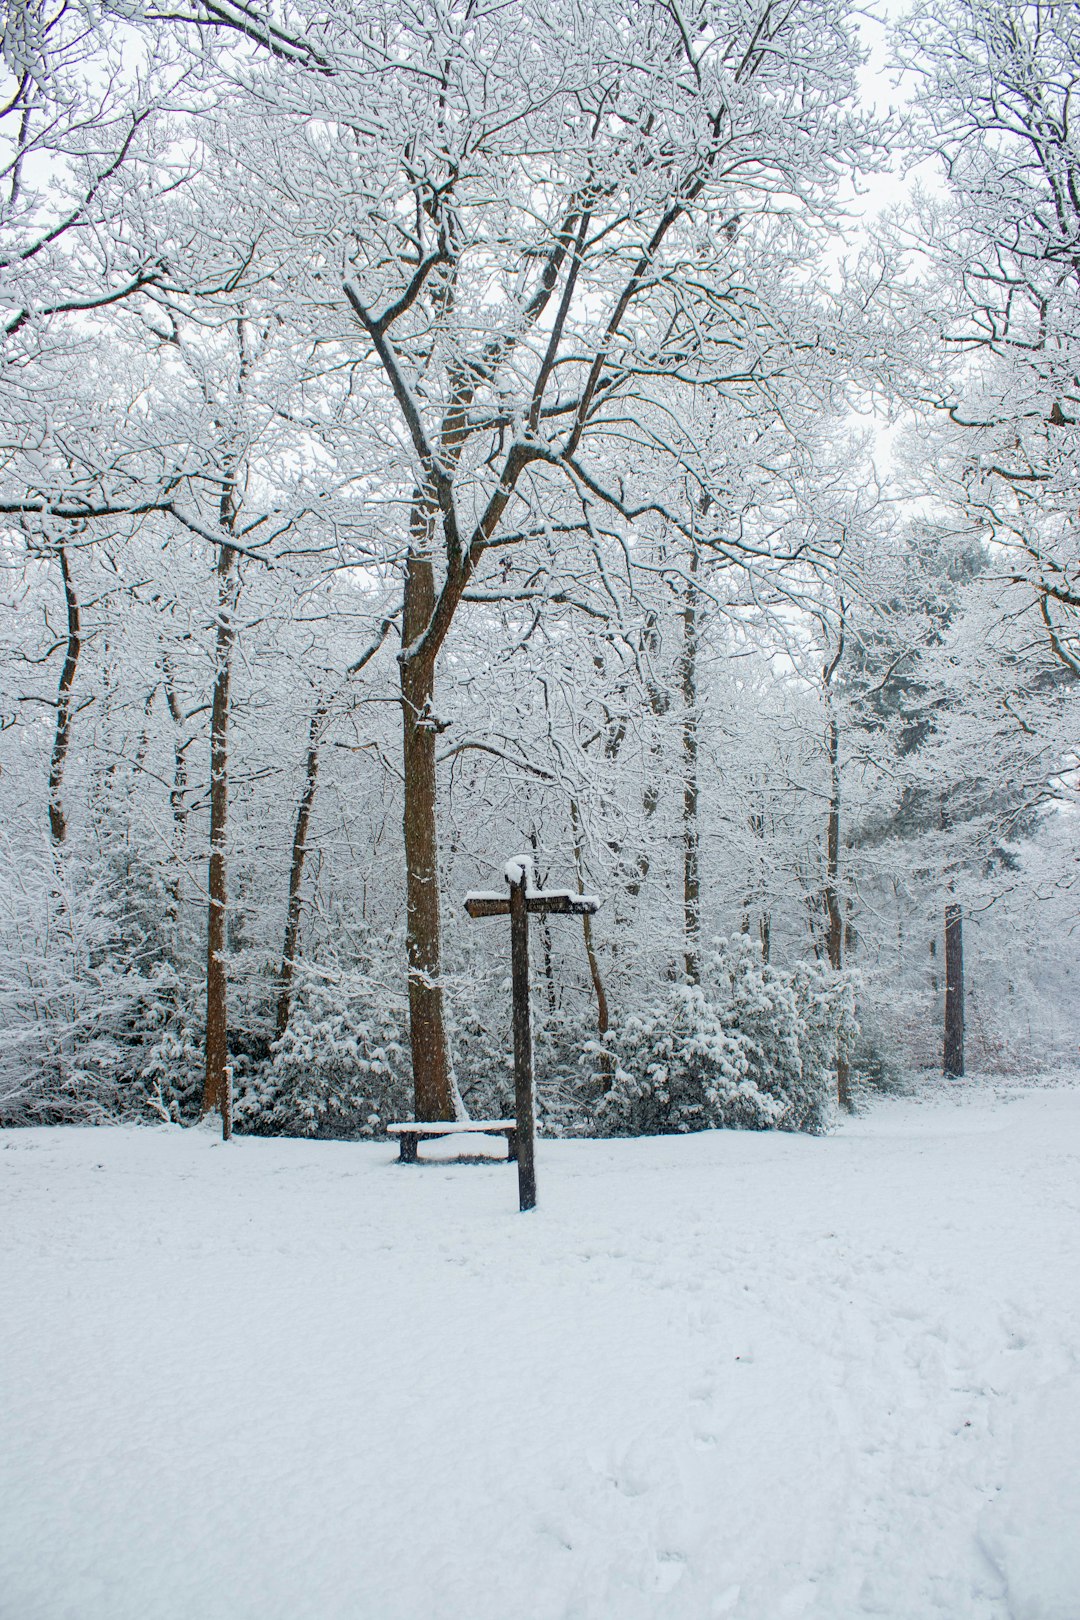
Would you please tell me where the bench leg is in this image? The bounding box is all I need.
[506,1129,518,1162]
[399,1133,418,1164]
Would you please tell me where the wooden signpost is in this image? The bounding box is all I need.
[465,858,599,1212]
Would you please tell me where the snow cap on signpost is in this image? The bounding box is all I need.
[504,854,534,892]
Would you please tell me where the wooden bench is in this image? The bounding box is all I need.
[387,1120,518,1164]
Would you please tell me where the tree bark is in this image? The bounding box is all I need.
[619,611,667,912]
[681,544,700,984]
[825,712,842,974]
[201,541,238,1119]
[528,830,558,1017]
[401,549,458,1121]
[162,659,191,926]
[48,543,81,846]
[746,802,768,957]
[275,699,325,1039]
[571,799,609,1042]
[944,900,964,1077]
[823,631,852,1112]
[276,615,392,1039]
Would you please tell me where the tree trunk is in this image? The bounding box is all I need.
[201,543,238,1120]
[571,797,611,1086]
[276,699,325,1039]
[618,624,665,912]
[276,615,391,1039]
[944,900,964,1077]
[824,688,852,1111]
[825,713,842,973]
[48,543,81,846]
[746,803,766,955]
[400,550,458,1121]
[162,660,190,926]
[529,829,557,1017]
[681,544,700,984]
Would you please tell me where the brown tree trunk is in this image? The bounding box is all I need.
[201,542,238,1120]
[48,543,81,846]
[944,900,964,1077]
[401,550,458,1121]
[276,700,325,1039]
[681,545,700,984]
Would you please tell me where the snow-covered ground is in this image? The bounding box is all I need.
[2,1081,1079,1620]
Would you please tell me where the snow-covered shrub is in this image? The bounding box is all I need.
[0,837,193,1124]
[138,987,204,1124]
[235,957,409,1138]
[593,936,855,1137]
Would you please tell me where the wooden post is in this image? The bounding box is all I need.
[944,901,964,1077]
[464,864,599,1213]
[509,871,536,1211]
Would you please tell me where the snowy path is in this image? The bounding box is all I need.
[2,1084,1079,1620]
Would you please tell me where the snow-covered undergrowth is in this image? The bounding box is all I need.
[2,1081,1078,1620]
[595,937,855,1136]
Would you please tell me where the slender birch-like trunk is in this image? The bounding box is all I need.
[571,798,610,1046]
[275,701,325,1039]
[162,659,191,926]
[201,538,238,1120]
[824,712,842,973]
[681,543,701,984]
[825,709,853,1110]
[275,616,391,1039]
[48,543,81,846]
[823,614,852,1111]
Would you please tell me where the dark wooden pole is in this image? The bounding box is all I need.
[509,872,537,1211]
[466,876,597,1212]
[944,900,964,1077]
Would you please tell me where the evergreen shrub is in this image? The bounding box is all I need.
[235,957,409,1137]
[590,936,856,1136]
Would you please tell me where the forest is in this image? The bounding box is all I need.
[2,0,1079,1139]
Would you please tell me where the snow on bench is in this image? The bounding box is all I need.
[386,1120,518,1164]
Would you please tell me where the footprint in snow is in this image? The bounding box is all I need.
[653,1551,687,1594]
